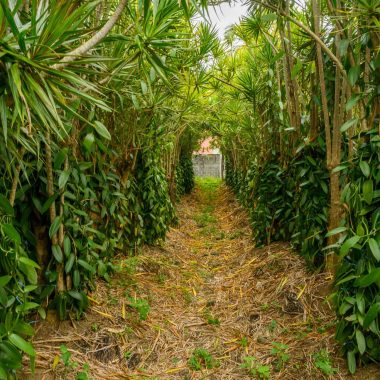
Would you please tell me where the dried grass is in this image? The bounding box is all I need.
[21,183,380,379]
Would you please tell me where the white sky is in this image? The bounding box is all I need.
[194,1,249,40]
[208,2,249,39]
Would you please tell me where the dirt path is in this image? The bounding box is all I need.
[26,179,378,379]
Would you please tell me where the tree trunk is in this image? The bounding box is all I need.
[53,0,128,70]
[45,131,66,294]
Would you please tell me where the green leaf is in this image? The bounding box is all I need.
[345,95,361,111]
[58,170,70,190]
[354,268,380,288]
[9,333,35,357]
[52,245,63,263]
[363,303,380,328]
[336,274,358,286]
[261,13,277,22]
[141,80,148,95]
[16,302,39,313]
[131,94,140,110]
[13,321,35,337]
[73,269,80,288]
[38,307,46,320]
[348,66,360,86]
[77,259,95,274]
[338,39,349,56]
[23,285,38,293]
[326,226,347,237]
[0,194,14,216]
[41,195,57,215]
[3,223,21,245]
[363,179,373,205]
[0,3,20,37]
[347,351,356,374]
[0,96,8,143]
[83,133,95,151]
[359,161,370,177]
[49,216,61,238]
[65,254,75,273]
[18,257,40,269]
[94,121,111,140]
[340,118,358,132]
[355,330,366,355]
[53,148,68,170]
[63,236,71,256]
[340,235,360,257]
[68,290,82,301]
[0,365,7,379]
[368,239,380,262]
[291,59,303,79]
[0,288,7,307]
[332,165,347,173]
[0,275,12,287]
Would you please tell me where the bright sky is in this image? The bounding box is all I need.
[192,1,249,40]
[207,2,249,39]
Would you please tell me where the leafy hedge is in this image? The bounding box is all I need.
[175,156,195,197]
[0,135,177,376]
[226,132,380,369]
[225,141,329,267]
[335,131,380,372]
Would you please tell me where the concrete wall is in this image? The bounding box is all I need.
[192,154,224,178]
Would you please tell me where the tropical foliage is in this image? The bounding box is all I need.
[202,0,380,372]
[0,0,379,376]
[0,0,208,376]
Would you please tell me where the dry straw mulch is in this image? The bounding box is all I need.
[22,182,380,379]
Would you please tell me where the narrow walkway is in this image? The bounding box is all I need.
[28,179,375,379]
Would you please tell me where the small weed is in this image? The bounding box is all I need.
[260,303,269,311]
[201,225,218,236]
[271,342,290,371]
[239,337,248,347]
[228,229,245,240]
[124,351,132,359]
[203,308,220,326]
[172,357,180,364]
[207,315,220,326]
[241,356,270,379]
[60,344,74,368]
[126,296,150,321]
[76,363,91,380]
[317,321,335,334]
[296,331,308,340]
[216,231,225,239]
[182,290,193,304]
[268,319,277,332]
[122,257,139,275]
[91,323,99,332]
[188,348,219,371]
[195,212,217,227]
[156,272,167,284]
[59,345,91,379]
[108,296,118,306]
[123,326,134,336]
[313,349,337,376]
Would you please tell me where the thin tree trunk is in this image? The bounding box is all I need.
[326,6,347,274]
[312,0,341,274]
[312,0,331,168]
[45,131,66,294]
[310,72,319,140]
[9,148,25,207]
[53,0,128,70]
